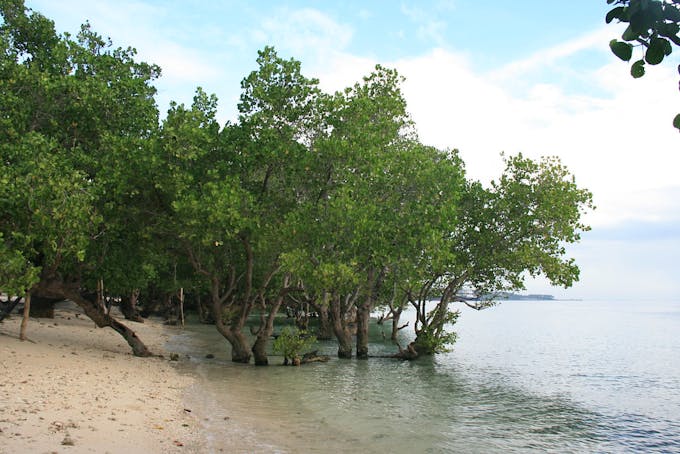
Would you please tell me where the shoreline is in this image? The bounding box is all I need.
[0,302,205,453]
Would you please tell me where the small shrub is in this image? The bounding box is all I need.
[272,326,317,365]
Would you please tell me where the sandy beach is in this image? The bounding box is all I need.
[0,302,204,454]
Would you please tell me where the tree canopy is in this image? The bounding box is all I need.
[1,1,593,361]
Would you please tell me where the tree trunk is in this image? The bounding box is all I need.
[355,301,370,359]
[356,268,377,359]
[251,335,268,366]
[315,304,333,340]
[29,295,58,318]
[206,270,252,364]
[19,292,31,341]
[34,277,152,356]
[228,332,252,363]
[215,320,251,363]
[120,289,144,322]
[179,287,185,327]
[329,296,353,359]
[69,291,153,357]
[196,292,214,323]
[252,293,285,366]
[163,292,178,324]
[211,298,252,363]
[391,306,404,341]
[139,285,163,317]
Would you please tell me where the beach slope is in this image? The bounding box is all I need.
[0,303,203,453]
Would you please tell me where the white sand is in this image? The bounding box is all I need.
[0,303,205,453]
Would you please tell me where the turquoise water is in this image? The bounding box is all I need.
[169,300,680,453]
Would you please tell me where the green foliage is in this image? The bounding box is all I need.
[606,0,680,130]
[1,132,99,282]
[1,2,594,362]
[631,58,647,77]
[610,39,633,61]
[272,326,317,362]
[0,233,39,296]
[409,153,593,354]
[0,1,163,299]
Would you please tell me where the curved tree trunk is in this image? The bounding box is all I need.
[34,276,152,357]
[205,269,253,363]
[68,291,153,357]
[216,321,252,363]
[211,295,252,363]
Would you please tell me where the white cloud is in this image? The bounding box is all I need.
[400,3,447,45]
[382,47,680,228]
[258,8,353,61]
[488,27,615,82]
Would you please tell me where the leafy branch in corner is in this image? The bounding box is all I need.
[606,0,680,130]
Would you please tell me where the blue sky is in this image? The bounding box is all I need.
[25,1,680,300]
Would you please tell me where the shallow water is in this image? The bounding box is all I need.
[169,299,680,453]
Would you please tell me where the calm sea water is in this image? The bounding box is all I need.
[169,299,680,453]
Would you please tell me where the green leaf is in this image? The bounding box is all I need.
[631,59,646,78]
[622,24,639,41]
[674,113,680,131]
[610,40,633,61]
[606,7,626,24]
[663,38,673,56]
[645,37,668,65]
[663,4,680,22]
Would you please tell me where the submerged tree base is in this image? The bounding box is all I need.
[388,342,421,360]
[282,350,331,366]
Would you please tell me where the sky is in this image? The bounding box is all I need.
[25,0,680,300]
